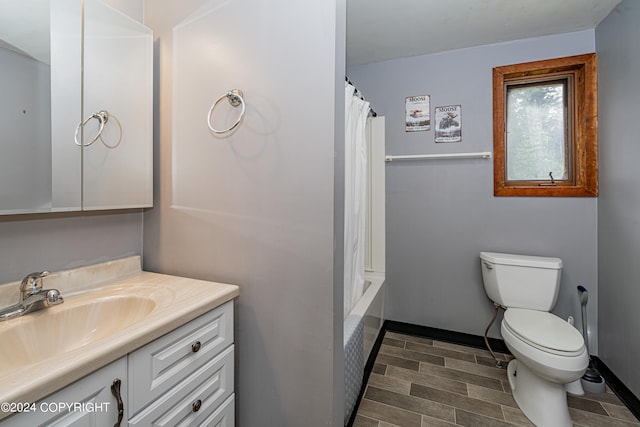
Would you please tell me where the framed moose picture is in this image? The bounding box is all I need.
[434,105,462,143]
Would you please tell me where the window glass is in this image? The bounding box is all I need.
[506,81,568,182]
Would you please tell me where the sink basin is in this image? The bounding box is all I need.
[0,294,156,375]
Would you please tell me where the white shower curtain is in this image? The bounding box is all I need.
[344,83,369,319]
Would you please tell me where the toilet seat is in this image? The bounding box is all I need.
[503,308,585,356]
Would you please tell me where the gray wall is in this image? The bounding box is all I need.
[142,0,343,425]
[0,212,143,284]
[596,0,640,397]
[348,31,600,352]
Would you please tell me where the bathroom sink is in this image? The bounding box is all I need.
[0,294,156,375]
[0,261,239,419]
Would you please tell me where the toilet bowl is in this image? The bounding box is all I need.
[501,309,589,427]
[479,252,589,427]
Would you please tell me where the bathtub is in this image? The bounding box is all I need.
[344,272,385,424]
[349,273,385,361]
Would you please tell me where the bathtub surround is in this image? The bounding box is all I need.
[345,275,386,423]
[344,314,365,424]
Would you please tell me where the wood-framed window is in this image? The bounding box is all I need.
[493,53,598,197]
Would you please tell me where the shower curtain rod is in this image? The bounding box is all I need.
[346,76,377,117]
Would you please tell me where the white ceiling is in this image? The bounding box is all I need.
[0,0,50,64]
[346,0,621,67]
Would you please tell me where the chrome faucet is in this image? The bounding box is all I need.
[0,271,64,321]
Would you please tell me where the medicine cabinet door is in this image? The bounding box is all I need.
[0,0,83,214]
[80,0,153,210]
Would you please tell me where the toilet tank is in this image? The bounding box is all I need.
[480,252,563,310]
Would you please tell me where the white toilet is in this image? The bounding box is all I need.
[480,252,589,427]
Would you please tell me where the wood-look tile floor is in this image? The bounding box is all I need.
[353,331,640,427]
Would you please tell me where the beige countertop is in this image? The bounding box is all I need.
[0,257,239,419]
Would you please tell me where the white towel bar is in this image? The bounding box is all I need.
[384,152,492,162]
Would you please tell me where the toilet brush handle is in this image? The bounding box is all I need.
[581,304,589,351]
[577,285,590,352]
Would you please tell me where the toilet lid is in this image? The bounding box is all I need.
[504,308,584,353]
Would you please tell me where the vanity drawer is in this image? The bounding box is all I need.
[200,394,234,427]
[128,346,234,426]
[128,301,233,414]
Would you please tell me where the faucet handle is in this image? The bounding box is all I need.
[45,289,63,305]
[19,271,50,293]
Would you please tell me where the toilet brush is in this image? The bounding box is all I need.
[577,285,606,393]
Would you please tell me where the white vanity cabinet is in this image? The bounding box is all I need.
[2,358,127,427]
[128,301,235,426]
[0,301,234,427]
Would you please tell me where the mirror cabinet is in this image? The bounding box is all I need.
[0,0,152,214]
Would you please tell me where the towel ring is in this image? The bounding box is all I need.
[207,89,245,134]
[74,110,107,146]
[74,110,122,148]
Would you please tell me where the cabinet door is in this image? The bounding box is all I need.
[81,0,153,210]
[1,358,126,427]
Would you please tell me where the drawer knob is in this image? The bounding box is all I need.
[192,399,202,412]
[191,341,202,353]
